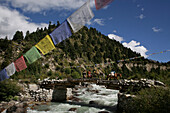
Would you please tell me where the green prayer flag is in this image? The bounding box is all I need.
[24,46,41,64]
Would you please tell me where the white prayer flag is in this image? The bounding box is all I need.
[5,62,16,76]
[67,1,94,33]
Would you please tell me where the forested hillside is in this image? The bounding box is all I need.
[0,21,170,85]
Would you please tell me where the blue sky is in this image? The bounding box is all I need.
[0,0,169,62]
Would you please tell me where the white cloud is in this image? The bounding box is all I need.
[94,18,105,26]
[137,14,145,20]
[108,34,124,43]
[152,27,161,32]
[113,30,117,33]
[137,4,140,7]
[108,17,113,20]
[122,40,148,57]
[108,34,148,57]
[0,5,47,39]
[86,21,92,25]
[141,8,144,11]
[6,0,94,13]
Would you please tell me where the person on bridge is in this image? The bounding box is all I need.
[87,71,92,78]
[106,71,122,80]
[83,70,86,78]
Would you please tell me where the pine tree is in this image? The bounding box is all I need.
[13,31,24,42]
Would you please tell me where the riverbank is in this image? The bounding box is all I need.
[27,83,119,113]
[1,82,118,113]
[0,78,167,113]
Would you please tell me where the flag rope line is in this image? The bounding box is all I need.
[64,50,170,69]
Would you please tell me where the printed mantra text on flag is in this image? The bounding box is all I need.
[24,46,41,64]
[14,56,27,72]
[0,69,9,81]
[35,35,55,55]
[5,62,16,76]
[50,21,72,45]
[67,1,94,33]
[95,0,114,10]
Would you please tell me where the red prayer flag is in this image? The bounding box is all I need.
[14,56,27,72]
[95,0,114,10]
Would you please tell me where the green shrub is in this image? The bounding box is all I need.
[64,68,71,74]
[0,80,22,102]
[71,71,80,79]
[47,70,53,76]
[13,96,19,101]
[55,65,61,71]
[126,87,170,113]
[45,64,49,68]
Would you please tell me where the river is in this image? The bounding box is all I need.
[27,84,119,113]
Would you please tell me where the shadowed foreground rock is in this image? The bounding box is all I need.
[6,102,28,113]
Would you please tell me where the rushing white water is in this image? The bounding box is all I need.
[27,84,119,113]
[74,84,119,106]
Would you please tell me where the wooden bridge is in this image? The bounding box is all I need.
[39,78,154,90]
[39,78,164,102]
[40,79,121,89]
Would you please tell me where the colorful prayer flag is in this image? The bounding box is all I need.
[14,56,27,72]
[35,35,55,55]
[24,46,41,64]
[50,21,72,45]
[67,1,94,33]
[5,62,16,76]
[0,69,9,81]
[95,0,114,10]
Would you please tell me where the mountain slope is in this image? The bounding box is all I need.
[0,22,169,85]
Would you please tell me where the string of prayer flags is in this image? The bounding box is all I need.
[95,0,114,10]
[24,46,41,64]
[64,49,170,69]
[148,50,170,56]
[0,69,9,81]
[67,1,94,33]
[5,62,16,76]
[35,35,55,55]
[50,21,72,45]
[14,56,27,72]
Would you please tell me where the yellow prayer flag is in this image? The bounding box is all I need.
[35,35,55,55]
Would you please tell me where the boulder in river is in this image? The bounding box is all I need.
[89,100,99,105]
[68,108,77,111]
[98,111,110,113]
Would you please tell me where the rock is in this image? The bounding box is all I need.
[28,84,39,91]
[6,105,17,113]
[71,97,82,102]
[44,108,50,111]
[95,90,99,93]
[6,102,28,113]
[8,101,18,107]
[1,101,8,106]
[67,88,73,100]
[98,111,109,113]
[0,108,5,113]
[68,108,77,111]
[89,100,99,105]
[15,108,26,113]
[1,101,18,113]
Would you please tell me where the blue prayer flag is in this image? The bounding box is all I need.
[50,21,72,45]
[0,69,9,81]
